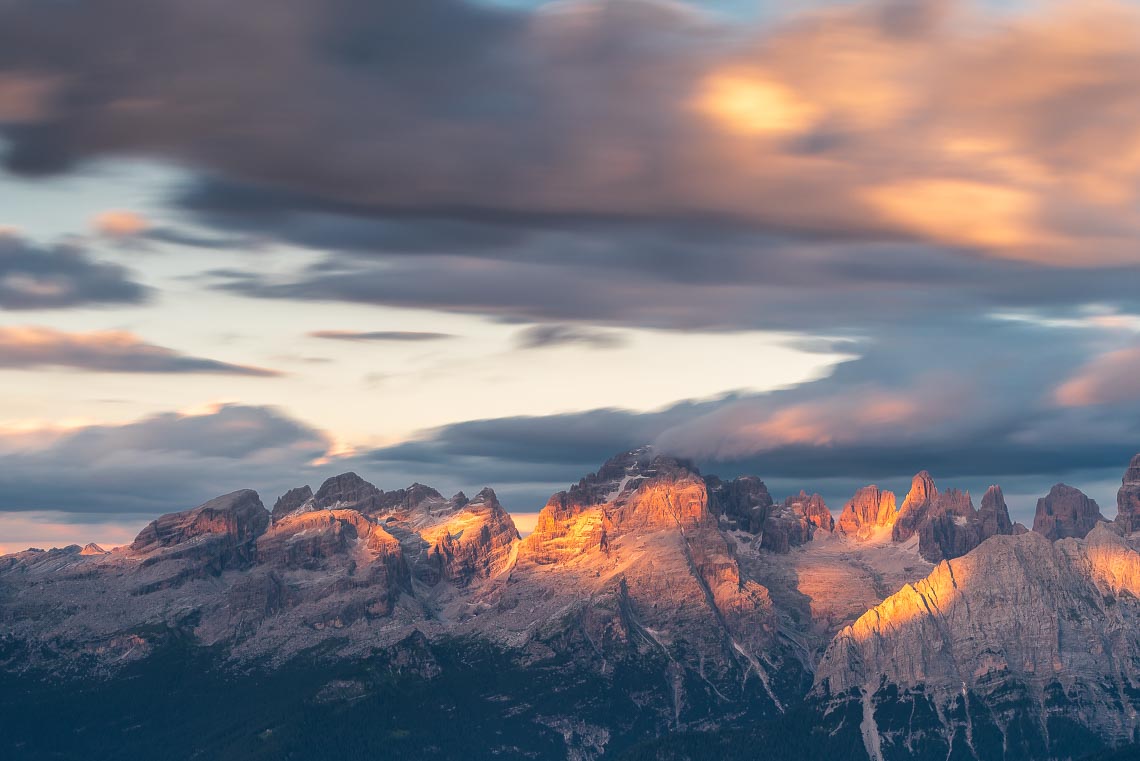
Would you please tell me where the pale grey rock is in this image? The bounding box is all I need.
[815,526,1140,751]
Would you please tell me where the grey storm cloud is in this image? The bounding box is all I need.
[0,326,281,376]
[309,330,453,342]
[3,0,1140,263]
[0,405,331,514]
[1,0,1140,340]
[514,324,626,350]
[209,242,1140,334]
[0,234,148,309]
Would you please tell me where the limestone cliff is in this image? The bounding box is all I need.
[815,525,1140,760]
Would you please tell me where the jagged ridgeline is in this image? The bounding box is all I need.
[3,449,1140,760]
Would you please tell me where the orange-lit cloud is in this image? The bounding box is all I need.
[654,382,958,461]
[677,0,1140,262]
[4,0,1140,267]
[693,70,818,136]
[93,209,148,237]
[1054,346,1140,407]
[861,179,1041,249]
[0,74,60,123]
[0,325,281,376]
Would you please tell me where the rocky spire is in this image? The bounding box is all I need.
[892,471,938,542]
[837,485,897,540]
[978,485,1014,538]
[1116,454,1140,533]
[1033,483,1106,541]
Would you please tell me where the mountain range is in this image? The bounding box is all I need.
[3,448,1140,760]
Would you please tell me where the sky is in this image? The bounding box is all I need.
[2,0,1140,552]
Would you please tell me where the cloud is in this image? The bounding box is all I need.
[0,233,148,309]
[357,314,1140,514]
[1,0,1140,265]
[1055,345,1140,407]
[0,404,331,514]
[514,324,626,350]
[309,330,453,342]
[0,326,282,376]
[209,240,1140,335]
[92,209,148,238]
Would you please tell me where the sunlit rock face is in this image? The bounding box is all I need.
[1116,453,1140,533]
[521,448,710,563]
[837,485,897,539]
[1033,483,1106,540]
[415,487,519,584]
[813,525,1140,760]
[789,491,834,533]
[510,450,794,721]
[256,508,382,570]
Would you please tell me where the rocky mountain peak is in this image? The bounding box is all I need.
[468,487,501,509]
[131,490,268,552]
[271,485,314,522]
[79,542,109,555]
[978,484,1014,537]
[313,472,381,510]
[785,491,833,532]
[892,470,939,542]
[562,447,690,509]
[1033,482,1106,540]
[1116,453,1140,533]
[755,491,832,553]
[706,474,774,533]
[837,485,897,540]
[128,490,269,576]
[814,525,1140,759]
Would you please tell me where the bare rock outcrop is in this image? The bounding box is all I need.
[417,487,519,584]
[271,485,313,522]
[1033,482,1106,540]
[891,470,938,542]
[706,474,774,533]
[1116,453,1140,533]
[977,484,1014,538]
[837,485,897,539]
[257,508,377,570]
[814,525,1140,757]
[791,491,834,532]
[130,489,269,571]
[755,492,832,553]
[871,473,1017,562]
[521,449,708,564]
[312,472,383,511]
